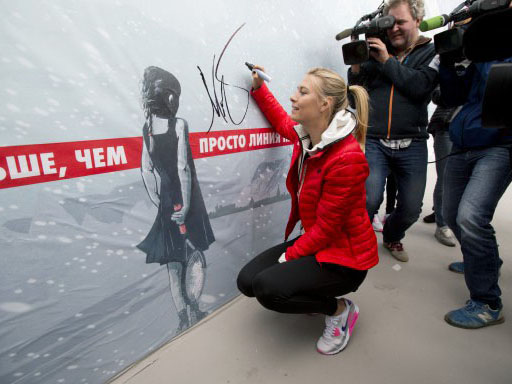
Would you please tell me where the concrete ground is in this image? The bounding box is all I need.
[111,155,512,384]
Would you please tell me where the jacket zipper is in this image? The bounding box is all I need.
[387,85,395,139]
[298,161,308,200]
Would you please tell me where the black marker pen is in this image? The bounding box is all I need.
[245,62,272,82]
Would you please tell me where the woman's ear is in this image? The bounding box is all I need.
[168,93,174,106]
[320,96,332,114]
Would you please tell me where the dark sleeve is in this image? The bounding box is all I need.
[348,65,367,86]
[431,87,442,106]
[439,63,474,107]
[380,51,438,101]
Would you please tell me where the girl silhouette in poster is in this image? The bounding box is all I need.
[137,66,215,331]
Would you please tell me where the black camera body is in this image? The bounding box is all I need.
[341,15,396,65]
[431,2,512,129]
[434,27,466,64]
[434,0,510,63]
[482,63,512,129]
[342,41,370,65]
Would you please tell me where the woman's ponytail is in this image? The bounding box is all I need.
[348,85,369,152]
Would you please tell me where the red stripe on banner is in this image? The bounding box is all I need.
[0,128,292,189]
[0,137,143,189]
[189,128,291,159]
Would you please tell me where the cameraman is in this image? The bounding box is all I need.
[439,37,512,328]
[348,0,437,262]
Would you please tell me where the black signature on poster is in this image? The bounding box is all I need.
[197,23,250,132]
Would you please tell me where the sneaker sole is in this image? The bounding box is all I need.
[317,304,359,355]
[444,314,505,329]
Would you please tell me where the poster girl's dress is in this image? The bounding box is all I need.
[137,118,215,265]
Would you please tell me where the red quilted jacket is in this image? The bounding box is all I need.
[251,84,378,270]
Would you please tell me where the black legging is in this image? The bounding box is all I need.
[237,237,367,315]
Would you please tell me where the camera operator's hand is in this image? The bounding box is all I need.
[251,64,266,90]
[367,37,390,64]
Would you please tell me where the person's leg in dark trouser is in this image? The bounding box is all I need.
[444,147,512,328]
[237,238,297,297]
[243,252,368,355]
[365,139,391,220]
[456,148,511,307]
[433,131,453,227]
[238,237,370,355]
[385,174,397,215]
[237,237,367,315]
[433,131,456,246]
[442,149,467,243]
[383,140,428,243]
[442,149,468,273]
[250,256,367,315]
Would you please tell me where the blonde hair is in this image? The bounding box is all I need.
[383,0,425,20]
[307,67,369,151]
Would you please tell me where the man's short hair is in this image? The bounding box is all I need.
[383,0,425,20]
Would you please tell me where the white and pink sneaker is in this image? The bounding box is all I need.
[372,214,383,232]
[316,299,359,355]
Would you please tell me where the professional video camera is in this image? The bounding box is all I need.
[422,0,512,129]
[335,1,396,65]
[420,0,511,63]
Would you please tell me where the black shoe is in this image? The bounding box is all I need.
[177,309,190,332]
[423,212,436,224]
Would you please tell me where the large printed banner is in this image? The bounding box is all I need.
[0,129,291,189]
[0,0,458,383]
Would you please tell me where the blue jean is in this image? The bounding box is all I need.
[365,138,428,243]
[433,131,453,227]
[443,146,512,308]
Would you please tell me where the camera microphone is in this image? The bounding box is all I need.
[419,15,450,32]
[335,28,354,41]
[335,15,395,41]
[422,0,511,33]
